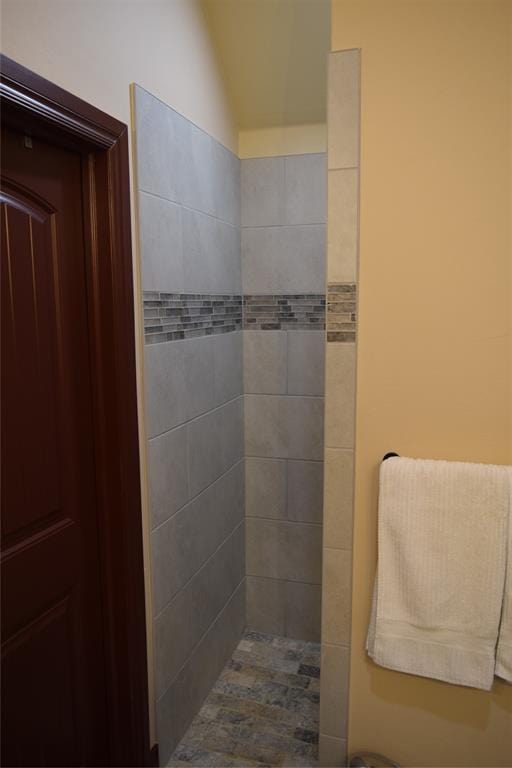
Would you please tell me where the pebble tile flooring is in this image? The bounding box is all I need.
[168,630,321,768]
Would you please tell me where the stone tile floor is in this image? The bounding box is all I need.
[168,629,321,767]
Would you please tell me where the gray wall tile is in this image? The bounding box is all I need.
[151,461,244,614]
[243,331,287,394]
[328,49,360,170]
[287,331,325,396]
[242,225,326,294]
[287,460,323,524]
[218,396,244,474]
[144,341,187,438]
[324,448,354,550]
[139,192,184,293]
[284,154,327,225]
[214,141,241,227]
[241,156,285,227]
[182,208,241,294]
[286,581,322,642]
[244,394,287,458]
[246,575,286,635]
[246,518,322,584]
[213,331,243,406]
[156,583,245,764]
[245,457,287,520]
[321,548,352,646]
[134,85,187,203]
[245,395,323,461]
[148,425,189,529]
[180,121,216,217]
[285,396,324,460]
[325,343,356,449]
[319,735,347,768]
[154,522,244,700]
[184,336,216,420]
[187,407,222,498]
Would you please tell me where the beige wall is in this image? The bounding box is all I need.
[0,0,236,151]
[1,0,237,747]
[332,1,512,766]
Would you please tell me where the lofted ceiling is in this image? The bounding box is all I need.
[201,0,330,131]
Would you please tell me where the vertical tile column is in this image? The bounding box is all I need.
[319,49,361,767]
[241,153,327,642]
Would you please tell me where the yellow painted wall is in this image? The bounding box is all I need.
[1,0,237,746]
[332,1,512,765]
[239,123,326,158]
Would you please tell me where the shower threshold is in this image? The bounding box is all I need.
[168,629,321,767]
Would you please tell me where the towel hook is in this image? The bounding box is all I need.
[382,452,400,462]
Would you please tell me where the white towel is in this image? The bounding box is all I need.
[367,456,510,690]
[496,468,512,682]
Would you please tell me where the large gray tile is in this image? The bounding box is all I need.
[154,523,244,700]
[245,457,287,519]
[320,644,349,739]
[328,168,359,283]
[218,397,244,475]
[144,340,187,438]
[243,331,287,394]
[182,208,240,294]
[284,153,327,225]
[328,49,360,170]
[187,407,222,498]
[138,192,184,293]
[184,336,215,420]
[151,461,244,613]
[148,425,189,529]
[287,459,323,523]
[213,141,240,227]
[213,332,243,407]
[244,395,287,458]
[241,156,285,227]
[156,583,245,764]
[287,331,325,396]
[286,581,321,642]
[246,575,286,636]
[135,85,187,203]
[285,396,324,460]
[242,225,326,294]
[180,121,216,217]
[246,518,322,584]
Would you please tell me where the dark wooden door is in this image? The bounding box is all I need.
[1,127,109,766]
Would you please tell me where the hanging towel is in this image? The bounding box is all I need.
[496,468,512,683]
[367,457,510,690]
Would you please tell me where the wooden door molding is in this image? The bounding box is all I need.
[0,55,154,767]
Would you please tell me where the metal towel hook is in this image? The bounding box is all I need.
[382,452,400,462]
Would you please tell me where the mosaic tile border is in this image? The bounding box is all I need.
[143,292,242,343]
[326,283,357,342]
[243,294,325,331]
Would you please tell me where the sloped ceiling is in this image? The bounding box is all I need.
[201,0,330,131]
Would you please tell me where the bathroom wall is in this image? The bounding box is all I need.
[318,49,360,768]
[332,1,512,767]
[242,153,327,642]
[134,85,244,764]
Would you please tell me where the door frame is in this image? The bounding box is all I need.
[0,55,154,767]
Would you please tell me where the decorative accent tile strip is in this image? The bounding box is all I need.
[327,283,357,342]
[243,294,325,330]
[143,292,242,343]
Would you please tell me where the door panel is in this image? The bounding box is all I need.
[1,128,109,766]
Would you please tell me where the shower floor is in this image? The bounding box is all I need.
[168,629,321,767]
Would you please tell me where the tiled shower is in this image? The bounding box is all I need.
[134,86,329,764]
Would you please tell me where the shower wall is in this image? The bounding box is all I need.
[242,154,327,641]
[134,86,245,764]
